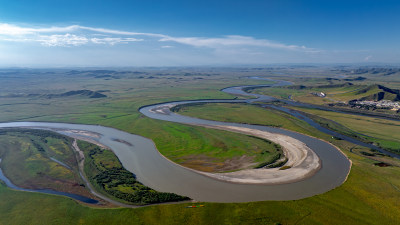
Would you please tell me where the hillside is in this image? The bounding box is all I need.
[57,90,107,98]
[23,90,107,99]
[354,85,400,101]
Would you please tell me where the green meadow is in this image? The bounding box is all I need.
[0,68,399,224]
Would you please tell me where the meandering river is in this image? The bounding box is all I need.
[0,78,352,203]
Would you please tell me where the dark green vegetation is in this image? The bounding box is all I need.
[0,128,91,196]
[3,89,106,99]
[55,90,107,98]
[79,141,188,205]
[0,67,399,224]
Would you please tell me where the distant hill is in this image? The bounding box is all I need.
[6,89,107,99]
[56,90,107,98]
[287,82,354,90]
[317,82,354,89]
[326,76,366,81]
[353,85,400,101]
[336,67,400,76]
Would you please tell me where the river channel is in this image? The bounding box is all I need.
[0,78,352,203]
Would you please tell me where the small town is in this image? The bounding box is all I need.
[350,100,400,111]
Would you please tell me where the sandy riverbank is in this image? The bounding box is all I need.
[192,125,321,185]
[51,128,109,149]
[148,104,322,185]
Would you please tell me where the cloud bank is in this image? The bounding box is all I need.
[0,23,314,51]
[3,23,362,67]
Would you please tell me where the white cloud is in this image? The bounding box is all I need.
[0,22,315,52]
[161,45,174,48]
[0,23,79,35]
[0,23,164,37]
[78,26,166,38]
[91,37,143,45]
[364,55,372,61]
[38,34,88,46]
[159,35,311,51]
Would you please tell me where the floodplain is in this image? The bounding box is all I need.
[0,66,399,224]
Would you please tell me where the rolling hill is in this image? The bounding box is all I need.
[354,85,400,101]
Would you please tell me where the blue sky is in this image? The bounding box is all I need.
[0,0,399,66]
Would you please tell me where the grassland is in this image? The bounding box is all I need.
[0,68,399,224]
[0,70,286,173]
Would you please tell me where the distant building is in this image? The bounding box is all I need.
[311,92,326,97]
[350,100,400,110]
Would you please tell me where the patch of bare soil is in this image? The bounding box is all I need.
[374,162,391,167]
[180,155,256,173]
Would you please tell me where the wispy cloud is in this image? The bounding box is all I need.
[159,35,311,51]
[38,34,88,46]
[0,23,79,35]
[161,45,174,48]
[364,55,373,61]
[0,23,315,51]
[91,37,143,45]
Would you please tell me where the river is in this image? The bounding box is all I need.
[0,78,352,203]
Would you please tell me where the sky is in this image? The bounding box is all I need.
[0,0,399,67]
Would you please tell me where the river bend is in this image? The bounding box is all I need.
[0,78,351,202]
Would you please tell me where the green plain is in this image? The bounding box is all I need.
[0,69,399,224]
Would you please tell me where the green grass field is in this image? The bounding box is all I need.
[0,68,399,224]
